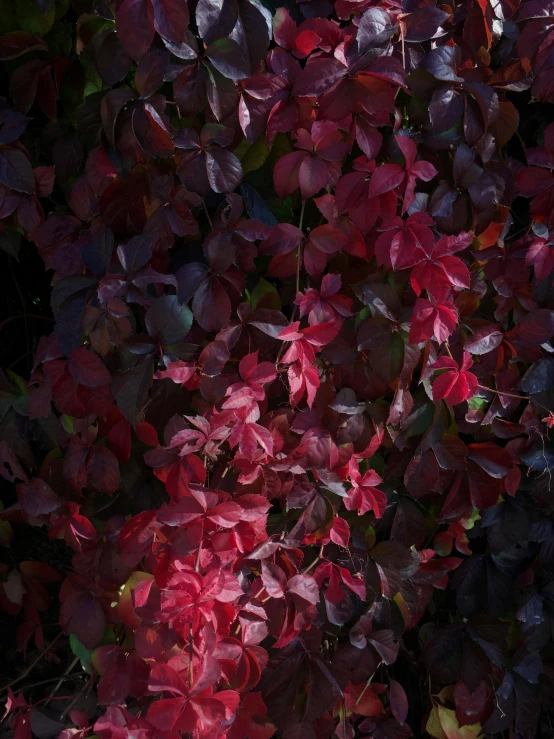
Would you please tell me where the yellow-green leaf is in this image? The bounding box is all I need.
[438,706,482,739]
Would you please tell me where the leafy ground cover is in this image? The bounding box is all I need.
[0,0,554,737]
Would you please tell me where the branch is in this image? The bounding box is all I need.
[0,632,63,693]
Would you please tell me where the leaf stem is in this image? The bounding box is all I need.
[355,661,383,705]
[296,200,306,297]
[188,632,194,688]
[301,544,324,574]
[195,518,204,573]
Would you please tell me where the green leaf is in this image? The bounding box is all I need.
[234,137,251,161]
[269,196,294,224]
[61,414,75,435]
[468,395,487,411]
[70,633,93,670]
[102,626,117,645]
[241,135,270,174]
[7,371,28,397]
[0,231,21,260]
[16,0,55,35]
[250,278,281,311]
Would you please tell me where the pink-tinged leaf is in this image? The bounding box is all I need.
[0,147,35,193]
[329,517,350,548]
[261,562,287,598]
[368,630,399,664]
[154,361,197,384]
[260,223,303,256]
[355,118,383,159]
[509,309,554,347]
[526,238,554,280]
[153,0,190,45]
[357,7,397,51]
[287,573,319,604]
[68,348,112,387]
[453,680,491,727]
[389,679,408,724]
[367,164,404,198]
[302,320,341,346]
[115,0,155,60]
[272,7,298,49]
[411,161,438,181]
[464,324,503,355]
[299,156,329,200]
[273,151,306,200]
[205,149,243,193]
[292,57,346,97]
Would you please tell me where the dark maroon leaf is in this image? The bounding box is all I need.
[205,148,243,193]
[115,0,155,60]
[0,147,35,193]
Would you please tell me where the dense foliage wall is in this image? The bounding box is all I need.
[0,0,554,737]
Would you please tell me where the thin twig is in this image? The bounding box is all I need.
[195,518,204,572]
[188,633,194,688]
[476,384,529,403]
[18,674,82,693]
[275,200,306,368]
[0,632,63,693]
[0,314,54,334]
[296,200,306,295]
[60,676,93,721]
[44,656,79,706]
[202,200,213,229]
[400,22,406,72]
[9,257,30,373]
[476,383,553,415]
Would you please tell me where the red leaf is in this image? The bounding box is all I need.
[153,0,190,45]
[432,352,479,406]
[299,156,330,200]
[367,164,404,198]
[68,348,112,387]
[292,57,346,97]
[389,679,408,724]
[273,151,306,200]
